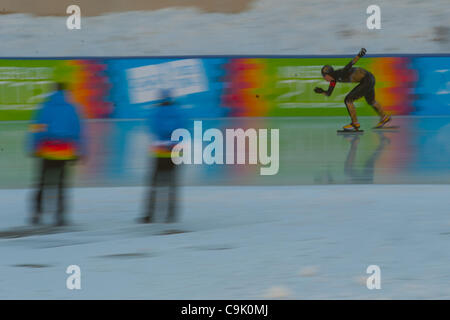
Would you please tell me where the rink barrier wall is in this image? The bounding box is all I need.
[0,55,449,120]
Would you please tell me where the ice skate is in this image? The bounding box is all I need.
[374,115,392,129]
[337,122,363,133]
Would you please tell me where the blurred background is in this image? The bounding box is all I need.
[0,0,450,300]
[0,0,449,55]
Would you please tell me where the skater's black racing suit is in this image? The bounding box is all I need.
[323,60,376,105]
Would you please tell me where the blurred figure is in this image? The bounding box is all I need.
[139,89,184,224]
[28,82,85,226]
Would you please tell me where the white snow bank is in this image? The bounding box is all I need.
[0,0,449,56]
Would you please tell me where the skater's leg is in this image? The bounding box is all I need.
[370,100,391,128]
[32,159,47,224]
[145,186,157,223]
[166,162,178,223]
[344,82,365,126]
[56,161,67,226]
[364,84,386,118]
[344,98,358,124]
[369,100,386,118]
[364,76,391,128]
[141,159,160,223]
[342,82,367,130]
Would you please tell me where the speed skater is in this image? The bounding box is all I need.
[314,48,391,131]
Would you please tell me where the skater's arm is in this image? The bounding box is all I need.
[344,48,367,72]
[324,80,336,96]
[27,103,49,156]
[314,80,336,96]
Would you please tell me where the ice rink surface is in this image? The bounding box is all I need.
[1,116,450,299]
[2,116,450,188]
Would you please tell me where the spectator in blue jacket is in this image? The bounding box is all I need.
[139,88,185,223]
[28,82,85,226]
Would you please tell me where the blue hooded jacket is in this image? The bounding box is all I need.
[148,98,186,158]
[28,90,85,160]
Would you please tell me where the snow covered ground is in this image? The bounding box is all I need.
[1,0,449,298]
[1,185,450,299]
[1,0,449,56]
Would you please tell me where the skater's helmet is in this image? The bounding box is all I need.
[321,65,334,77]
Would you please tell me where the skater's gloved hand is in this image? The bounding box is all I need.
[358,48,367,57]
[314,87,325,94]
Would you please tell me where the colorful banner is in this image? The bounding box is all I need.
[106,56,420,119]
[0,55,449,121]
[0,59,112,121]
[105,58,228,119]
[411,57,450,115]
[221,57,417,117]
